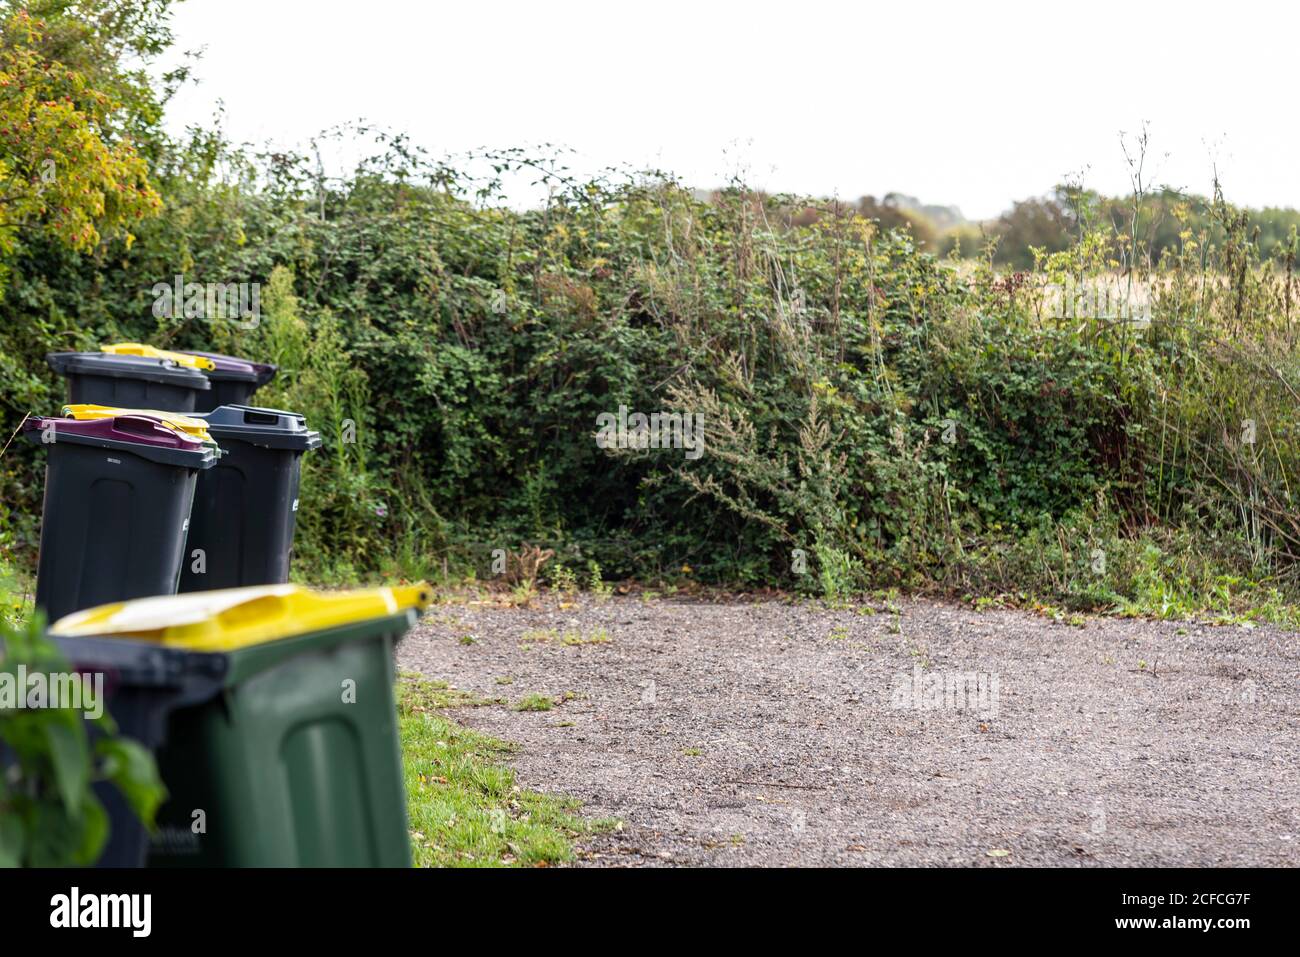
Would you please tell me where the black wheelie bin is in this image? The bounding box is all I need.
[46,348,212,413]
[22,408,218,622]
[178,405,321,592]
[177,351,278,412]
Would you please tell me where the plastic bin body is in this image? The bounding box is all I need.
[23,415,217,622]
[47,352,210,413]
[178,406,321,592]
[49,585,429,868]
[201,377,257,411]
[150,620,409,866]
[51,637,228,867]
[179,352,278,412]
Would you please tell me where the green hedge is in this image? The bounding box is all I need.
[4,136,1299,616]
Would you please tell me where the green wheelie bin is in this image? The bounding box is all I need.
[50,583,430,868]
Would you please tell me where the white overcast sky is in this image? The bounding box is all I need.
[162,0,1299,220]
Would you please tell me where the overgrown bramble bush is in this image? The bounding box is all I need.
[3,110,1300,616]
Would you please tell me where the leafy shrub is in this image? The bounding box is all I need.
[0,612,165,867]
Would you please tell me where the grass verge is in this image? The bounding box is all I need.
[397,674,613,867]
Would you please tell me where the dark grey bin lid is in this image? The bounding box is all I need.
[46,352,211,391]
[196,404,322,451]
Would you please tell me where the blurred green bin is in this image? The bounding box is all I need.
[50,582,431,867]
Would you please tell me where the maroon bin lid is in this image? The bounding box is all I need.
[21,413,217,468]
[179,350,277,387]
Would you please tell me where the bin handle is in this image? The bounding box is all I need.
[113,414,175,440]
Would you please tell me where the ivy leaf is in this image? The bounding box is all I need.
[96,736,166,825]
[72,795,110,866]
[42,718,90,814]
[23,802,81,867]
[0,816,25,868]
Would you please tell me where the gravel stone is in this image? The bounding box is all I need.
[396,596,1300,866]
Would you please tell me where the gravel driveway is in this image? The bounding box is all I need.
[396,595,1300,867]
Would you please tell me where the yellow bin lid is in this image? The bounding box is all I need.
[100,343,217,371]
[49,583,432,651]
[63,404,216,444]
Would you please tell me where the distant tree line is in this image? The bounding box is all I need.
[770,186,1300,271]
